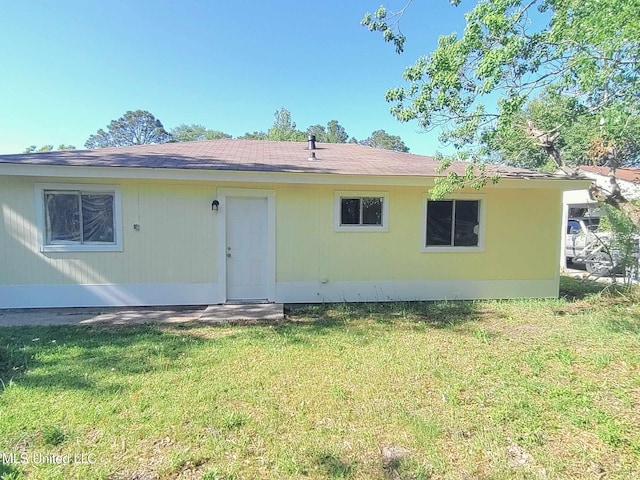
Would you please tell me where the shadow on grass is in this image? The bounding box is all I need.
[316,452,357,479]
[0,323,212,396]
[558,274,630,300]
[0,462,22,480]
[0,300,486,395]
[2,276,636,394]
[287,300,482,329]
[606,315,640,335]
[559,276,640,335]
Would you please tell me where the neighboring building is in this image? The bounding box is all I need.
[577,166,640,200]
[0,139,587,308]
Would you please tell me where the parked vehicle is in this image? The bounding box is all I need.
[566,216,639,277]
[566,216,615,276]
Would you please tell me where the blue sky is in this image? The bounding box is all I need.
[0,1,467,155]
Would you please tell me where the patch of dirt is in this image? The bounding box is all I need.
[381,445,412,479]
[506,442,535,468]
[108,472,158,480]
[483,322,548,343]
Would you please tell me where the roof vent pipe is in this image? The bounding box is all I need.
[307,135,316,150]
[308,152,318,161]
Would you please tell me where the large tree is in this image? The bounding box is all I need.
[360,129,410,152]
[306,120,350,143]
[170,124,231,142]
[363,0,640,224]
[85,110,171,148]
[267,108,307,142]
[326,120,349,143]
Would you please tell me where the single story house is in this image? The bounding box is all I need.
[0,139,587,308]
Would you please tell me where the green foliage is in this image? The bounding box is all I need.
[431,153,500,199]
[23,145,53,153]
[85,109,171,148]
[599,203,640,282]
[361,4,409,54]
[23,144,74,154]
[170,124,231,142]
[365,0,640,188]
[42,425,67,446]
[267,107,307,141]
[325,119,349,143]
[306,119,349,143]
[306,123,326,141]
[238,130,268,140]
[2,290,640,478]
[360,129,410,152]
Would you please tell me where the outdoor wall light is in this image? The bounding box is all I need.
[211,200,220,211]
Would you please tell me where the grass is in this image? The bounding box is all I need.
[0,276,638,479]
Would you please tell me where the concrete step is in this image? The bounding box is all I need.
[199,303,284,323]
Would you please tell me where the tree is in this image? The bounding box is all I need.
[23,144,76,153]
[306,124,327,142]
[306,120,349,143]
[238,131,268,140]
[267,108,306,142]
[325,120,349,143]
[487,91,640,171]
[85,110,171,148]
[23,145,54,153]
[363,0,640,224]
[360,129,409,152]
[170,124,231,142]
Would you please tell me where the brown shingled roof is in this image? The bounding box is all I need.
[0,139,561,179]
[578,166,640,183]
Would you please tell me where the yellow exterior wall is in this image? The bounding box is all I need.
[0,175,563,290]
[0,176,217,286]
[275,184,562,283]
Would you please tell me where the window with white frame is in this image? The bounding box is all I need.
[334,192,389,231]
[36,184,122,252]
[423,198,483,250]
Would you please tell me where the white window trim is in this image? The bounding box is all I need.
[334,191,389,232]
[35,183,123,252]
[421,193,486,253]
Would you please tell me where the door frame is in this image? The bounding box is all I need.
[216,188,276,303]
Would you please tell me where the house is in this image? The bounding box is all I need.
[577,166,640,200]
[0,139,588,308]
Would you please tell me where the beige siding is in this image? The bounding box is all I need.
[275,184,562,282]
[0,177,217,286]
[1,175,562,293]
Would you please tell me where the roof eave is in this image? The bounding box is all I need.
[0,163,591,190]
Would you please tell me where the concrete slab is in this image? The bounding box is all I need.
[0,304,285,327]
[0,306,206,327]
[199,303,284,323]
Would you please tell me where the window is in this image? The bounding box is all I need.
[36,184,122,252]
[341,197,383,225]
[423,197,483,251]
[334,192,389,231]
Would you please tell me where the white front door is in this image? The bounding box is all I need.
[225,197,269,301]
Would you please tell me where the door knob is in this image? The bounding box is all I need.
[227,253,231,258]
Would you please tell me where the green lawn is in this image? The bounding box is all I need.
[1,277,639,480]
